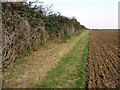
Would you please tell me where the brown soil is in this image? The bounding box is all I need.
[87,30,120,88]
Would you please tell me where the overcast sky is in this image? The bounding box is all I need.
[28,0,119,29]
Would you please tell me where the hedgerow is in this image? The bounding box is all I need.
[2,2,87,68]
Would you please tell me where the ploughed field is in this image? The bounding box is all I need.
[87,30,119,88]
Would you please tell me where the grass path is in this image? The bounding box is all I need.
[38,31,90,88]
[3,31,89,88]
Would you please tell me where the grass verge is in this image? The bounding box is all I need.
[3,31,84,88]
[37,30,90,88]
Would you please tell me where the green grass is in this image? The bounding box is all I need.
[37,31,90,88]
